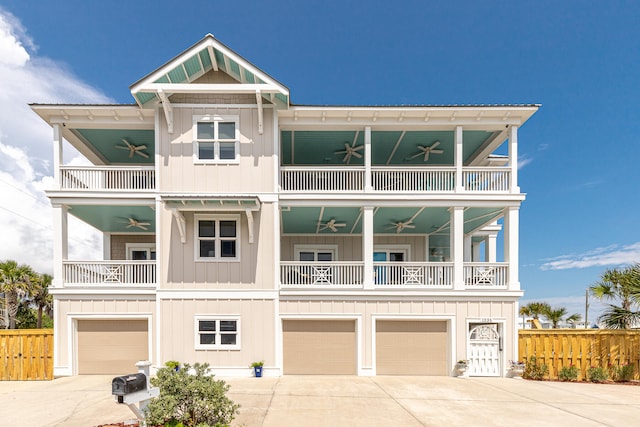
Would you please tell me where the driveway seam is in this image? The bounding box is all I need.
[370,378,426,427]
[260,377,281,427]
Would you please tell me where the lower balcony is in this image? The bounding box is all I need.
[280,262,508,290]
[62,261,156,286]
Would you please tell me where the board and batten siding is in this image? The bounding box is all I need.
[159,298,276,368]
[279,298,517,373]
[160,202,276,290]
[55,298,155,374]
[110,234,155,260]
[158,105,275,194]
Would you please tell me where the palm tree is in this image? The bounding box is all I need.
[542,306,582,328]
[590,264,640,329]
[0,260,36,329]
[519,304,532,328]
[31,274,53,328]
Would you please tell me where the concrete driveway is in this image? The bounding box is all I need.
[1,375,640,426]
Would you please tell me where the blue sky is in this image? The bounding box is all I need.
[1,0,639,319]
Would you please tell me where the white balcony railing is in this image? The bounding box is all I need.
[280,167,364,192]
[59,166,156,191]
[463,263,508,288]
[373,262,453,287]
[372,167,455,192]
[280,262,364,287]
[63,261,156,286]
[280,166,511,193]
[462,168,511,192]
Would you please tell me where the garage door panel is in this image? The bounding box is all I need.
[77,320,148,375]
[376,320,447,376]
[283,320,356,375]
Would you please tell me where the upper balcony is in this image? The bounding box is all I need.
[280,166,511,193]
[60,166,155,191]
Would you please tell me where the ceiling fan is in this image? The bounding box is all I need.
[115,138,149,158]
[121,217,151,230]
[334,140,364,164]
[407,141,444,162]
[319,218,347,232]
[387,220,416,233]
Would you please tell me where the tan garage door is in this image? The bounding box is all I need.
[283,320,356,375]
[376,320,448,375]
[77,319,148,374]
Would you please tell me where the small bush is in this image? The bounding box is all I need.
[144,362,239,427]
[611,364,635,382]
[587,366,609,383]
[523,356,548,380]
[558,365,579,382]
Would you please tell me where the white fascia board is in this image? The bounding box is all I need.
[279,291,524,299]
[49,288,156,297]
[156,290,279,299]
[135,83,285,95]
[45,193,156,204]
[277,194,526,205]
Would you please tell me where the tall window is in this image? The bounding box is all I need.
[195,215,240,261]
[195,316,240,350]
[193,115,239,163]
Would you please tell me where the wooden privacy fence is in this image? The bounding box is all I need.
[0,329,53,380]
[519,330,640,381]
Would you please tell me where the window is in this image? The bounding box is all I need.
[195,316,240,350]
[193,115,239,163]
[195,215,240,261]
[294,245,337,262]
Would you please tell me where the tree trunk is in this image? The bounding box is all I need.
[37,307,43,329]
[7,290,18,329]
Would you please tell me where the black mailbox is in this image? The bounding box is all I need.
[112,373,147,398]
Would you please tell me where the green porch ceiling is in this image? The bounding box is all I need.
[73,129,155,164]
[280,130,495,166]
[68,205,155,233]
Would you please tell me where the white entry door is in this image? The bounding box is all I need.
[467,324,501,376]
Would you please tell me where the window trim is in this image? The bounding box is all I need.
[293,244,339,261]
[193,114,240,164]
[194,214,241,262]
[194,315,241,350]
[125,243,156,261]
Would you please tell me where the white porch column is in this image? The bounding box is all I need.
[364,126,372,192]
[53,124,63,189]
[485,234,497,263]
[451,207,465,290]
[472,241,481,262]
[52,203,68,288]
[504,206,520,290]
[463,235,472,262]
[508,125,519,193]
[362,206,374,289]
[455,126,464,192]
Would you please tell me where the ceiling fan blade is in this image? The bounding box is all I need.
[129,150,134,158]
[431,149,444,154]
[405,224,416,228]
[407,152,423,160]
[123,138,134,148]
[115,145,129,151]
[352,145,364,152]
[352,151,363,158]
[135,145,147,150]
[431,141,441,149]
[329,225,337,232]
[343,153,351,162]
[136,151,150,158]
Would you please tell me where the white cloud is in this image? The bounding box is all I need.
[517,154,533,169]
[540,242,640,271]
[0,9,111,273]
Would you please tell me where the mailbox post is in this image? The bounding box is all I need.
[112,360,159,426]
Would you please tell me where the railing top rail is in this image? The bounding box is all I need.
[63,260,157,265]
[464,262,508,266]
[371,166,456,171]
[280,166,365,171]
[462,166,511,171]
[281,261,365,265]
[60,165,155,170]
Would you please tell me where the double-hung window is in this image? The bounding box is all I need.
[193,115,239,163]
[195,214,240,261]
[195,316,240,350]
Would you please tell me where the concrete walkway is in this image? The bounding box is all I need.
[1,375,640,426]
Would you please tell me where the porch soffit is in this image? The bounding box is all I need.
[162,196,260,212]
[129,34,290,109]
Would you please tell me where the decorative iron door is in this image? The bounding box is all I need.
[468,324,501,376]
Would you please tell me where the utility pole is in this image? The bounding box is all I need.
[585,289,589,329]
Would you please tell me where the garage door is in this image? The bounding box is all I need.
[77,319,148,374]
[283,320,356,375]
[376,320,448,375]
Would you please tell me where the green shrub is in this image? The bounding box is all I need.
[558,365,579,382]
[522,356,548,380]
[144,362,239,427]
[611,364,634,382]
[587,366,609,383]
